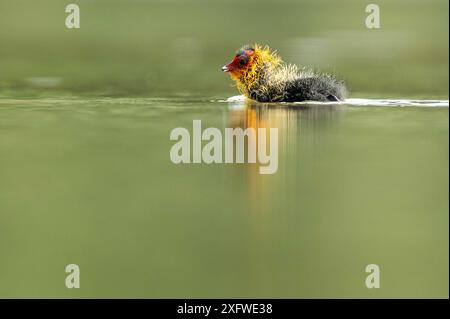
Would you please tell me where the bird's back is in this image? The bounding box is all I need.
[283,75,347,102]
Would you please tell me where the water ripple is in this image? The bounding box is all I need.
[224,95,449,107]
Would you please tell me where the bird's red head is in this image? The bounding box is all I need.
[222,45,255,78]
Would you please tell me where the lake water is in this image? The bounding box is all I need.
[0,96,448,298]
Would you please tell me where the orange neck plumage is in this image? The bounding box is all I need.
[229,45,282,96]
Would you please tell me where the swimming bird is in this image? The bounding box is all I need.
[222,44,347,102]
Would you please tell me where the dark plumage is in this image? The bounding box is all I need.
[283,76,347,102]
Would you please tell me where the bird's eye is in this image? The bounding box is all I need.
[239,57,247,66]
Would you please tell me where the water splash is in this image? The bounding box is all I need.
[224,95,449,107]
[342,98,448,107]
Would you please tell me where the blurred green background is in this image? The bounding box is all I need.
[0,0,448,298]
[0,0,448,98]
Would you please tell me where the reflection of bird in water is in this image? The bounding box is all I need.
[222,44,347,102]
[228,99,338,133]
[227,99,339,210]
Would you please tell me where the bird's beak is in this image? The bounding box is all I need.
[221,65,230,72]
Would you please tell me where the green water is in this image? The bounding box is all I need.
[0,97,448,298]
[0,0,448,298]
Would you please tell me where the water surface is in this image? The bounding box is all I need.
[0,96,448,298]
